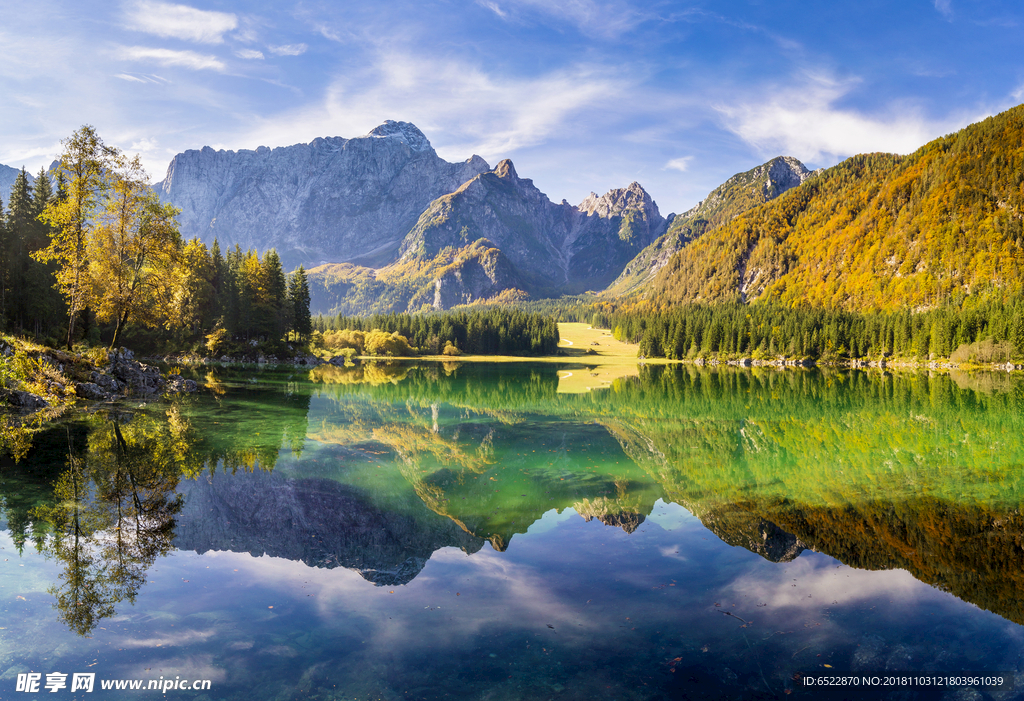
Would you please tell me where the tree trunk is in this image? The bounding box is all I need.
[66,309,77,350]
[109,309,130,350]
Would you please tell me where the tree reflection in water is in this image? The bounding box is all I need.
[36,413,184,636]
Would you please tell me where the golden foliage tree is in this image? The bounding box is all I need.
[34,126,118,349]
[90,154,181,348]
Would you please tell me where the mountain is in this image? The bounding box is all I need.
[606,156,814,297]
[0,164,34,202]
[153,121,490,270]
[400,159,670,297]
[305,159,671,314]
[153,120,674,312]
[649,105,1024,310]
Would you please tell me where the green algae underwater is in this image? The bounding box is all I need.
[1,361,1024,700]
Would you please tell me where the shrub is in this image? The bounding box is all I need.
[364,330,414,357]
[950,338,1013,364]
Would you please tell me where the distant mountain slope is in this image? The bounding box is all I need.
[399,159,670,298]
[306,239,523,315]
[153,121,489,270]
[0,164,34,202]
[650,105,1024,310]
[606,156,813,296]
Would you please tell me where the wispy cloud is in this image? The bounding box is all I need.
[716,71,976,163]
[123,0,238,44]
[480,0,649,39]
[664,156,692,172]
[268,44,308,57]
[477,1,508,19]
[934,0,953,20]
[118,46,226,72]
[237,53,627,164]
[235,49,264,60]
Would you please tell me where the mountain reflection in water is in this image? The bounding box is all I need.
[3,361,1024,698]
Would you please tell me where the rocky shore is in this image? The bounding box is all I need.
[675,355,1021,372]
[1,344,202,417]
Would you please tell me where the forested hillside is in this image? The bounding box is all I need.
[606,156,812,296]
[650,105,1024,310]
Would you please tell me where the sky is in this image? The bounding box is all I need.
[1,0,1023,214]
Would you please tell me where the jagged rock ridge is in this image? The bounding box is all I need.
[399,159,671,298]
[153,121,490,271]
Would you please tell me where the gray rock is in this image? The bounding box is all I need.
[109,351,164,396]
[164,375,200,395]
[8,390,49,411]
[90,371,123,393]
[153,121,490,271]
[75,383,109,401]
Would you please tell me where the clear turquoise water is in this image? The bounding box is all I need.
[1,363,1023,700]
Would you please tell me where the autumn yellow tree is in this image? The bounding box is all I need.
[90,154,181,349]
[166,238,214,337]
[35,126,118,349]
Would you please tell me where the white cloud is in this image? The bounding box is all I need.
[489,0,649,38]
[665,156,692,172]
[716,72,976,163]
[236,53,626,164]
[477,1,508,19]
[934,0,953,19]
[235,49,265,60]
[268,43,308,56]
[115,73,148,83]
[118,46,226,72]
[123,0,238,44]
[316,24,343,42]
[727,557,934,612]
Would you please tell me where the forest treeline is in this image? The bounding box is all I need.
[596,296,1024,361]
[314,308,559,356]
[0,126,312,353]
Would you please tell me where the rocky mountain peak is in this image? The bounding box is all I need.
[367,120,432,152]
[578,181,658,219]
[762,156,813,199]
[493,159,519,181]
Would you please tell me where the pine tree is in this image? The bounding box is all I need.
[261,250,288,338]
[288,265,312,340]
[6,169,34,328]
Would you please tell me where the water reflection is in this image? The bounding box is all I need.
[39,417,182,635]
[0,362,1022,698]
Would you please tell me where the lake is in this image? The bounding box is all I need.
[2,362,1023,700]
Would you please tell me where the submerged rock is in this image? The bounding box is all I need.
[164,375,199,395]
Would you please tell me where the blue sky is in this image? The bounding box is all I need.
[1,0,1022,214]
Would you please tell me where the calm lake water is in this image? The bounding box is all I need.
[2,362,1024,700]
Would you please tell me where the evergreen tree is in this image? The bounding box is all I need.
[6,169,34,328]
[261,249,288,338]
[288,265,312,340]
